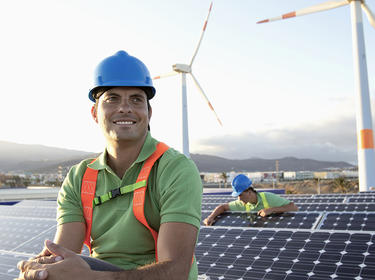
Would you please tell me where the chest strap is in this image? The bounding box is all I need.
[260,192,269,209]
[81,142,169,257]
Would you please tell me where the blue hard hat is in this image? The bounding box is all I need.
[88,50,156,102]
[231,174,252,197]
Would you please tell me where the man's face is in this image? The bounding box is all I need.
[91,87,151,144]
[239,189,257,204]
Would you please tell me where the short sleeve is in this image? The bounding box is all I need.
[157,152,202,229]
[265,192,291,207]
[57,161,90,225]
[228,200,246,211]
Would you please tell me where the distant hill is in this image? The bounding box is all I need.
[0,140,355,173]
[0,141,95,172]
[191,154,355,172]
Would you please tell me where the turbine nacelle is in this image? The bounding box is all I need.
[173,64,191,74]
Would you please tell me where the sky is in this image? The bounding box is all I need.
[1,0,375,165]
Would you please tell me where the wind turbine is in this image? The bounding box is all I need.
[153,2,222,158]
[257,0,375,192]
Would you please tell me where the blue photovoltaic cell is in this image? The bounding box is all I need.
[201,212,320,230]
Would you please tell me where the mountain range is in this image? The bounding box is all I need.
[0,141,355,173]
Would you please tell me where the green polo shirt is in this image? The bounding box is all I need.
[57,132,202,279]
[228,192,290,212]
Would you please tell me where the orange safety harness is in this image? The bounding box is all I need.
[81,142,169,261]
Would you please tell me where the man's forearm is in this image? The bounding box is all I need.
[269,203,298,214]
[208,204,227,220]
[94,260,188,280]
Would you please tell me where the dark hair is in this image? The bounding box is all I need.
[246,187,257,194]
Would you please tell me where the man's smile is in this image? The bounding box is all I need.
[113,119,137,125]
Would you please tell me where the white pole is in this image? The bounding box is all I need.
[350,0,375,192]
[181,73,190,158]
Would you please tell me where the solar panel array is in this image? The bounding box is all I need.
[196,227,375,280]
[0,191,374,280]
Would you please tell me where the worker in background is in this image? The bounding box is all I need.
[17,50,202,280]
[203,174,298,226]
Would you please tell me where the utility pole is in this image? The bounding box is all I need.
[274,160,279,189]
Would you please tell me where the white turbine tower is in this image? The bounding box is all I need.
[154,2,222,158]
[257,0,375,192]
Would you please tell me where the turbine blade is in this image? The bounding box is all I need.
[190,73,223,126]
[362,2,375,30]
[257,0,349,24]
[189,2,213,67]
[153,71,178,80]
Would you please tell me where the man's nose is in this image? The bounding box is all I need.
[118,98,132,113]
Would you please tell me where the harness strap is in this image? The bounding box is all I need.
[133,142,169,262]
[244,192,270,212]
[93,180,147,206]
[260,192,270,209]
[81,160,98,252]
[81,142,169,255]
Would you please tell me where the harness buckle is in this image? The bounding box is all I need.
[111,188,121,199]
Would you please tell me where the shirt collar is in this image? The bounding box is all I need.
[88,132,157,170]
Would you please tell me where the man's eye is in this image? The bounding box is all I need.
[105,96,118,102]
[132,97,143,103]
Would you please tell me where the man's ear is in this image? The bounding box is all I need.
[91,105,98,123]
[148,105,152,120]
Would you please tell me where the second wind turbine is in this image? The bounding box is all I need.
[153,2,222,158]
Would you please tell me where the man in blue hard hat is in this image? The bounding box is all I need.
[203,174,298,226]
[17,51,202,280]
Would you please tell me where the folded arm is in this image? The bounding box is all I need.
[17,222,197,280]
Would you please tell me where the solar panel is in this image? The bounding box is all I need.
[14,200,57,208]
[295,203,375,212]
[202,197,233,204]
[288,198,345,203]
[319,213,375,231]
[348,197,375,203]
[201,212,321,230]
[202,202,375,212]
[0,204,89,280]
[0,252,30,280]
[196,227,375,280]
[202,197,346,204]
[1,190,375,280]
[0,205,56,219]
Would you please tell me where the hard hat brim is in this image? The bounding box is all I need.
[88,86,156,102]
[231,190,243,197]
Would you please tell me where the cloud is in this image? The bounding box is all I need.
[194,116,358,163]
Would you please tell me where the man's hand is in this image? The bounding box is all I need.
[203,216,215,226]
[257,208,273,217]
[17,240,93,280]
